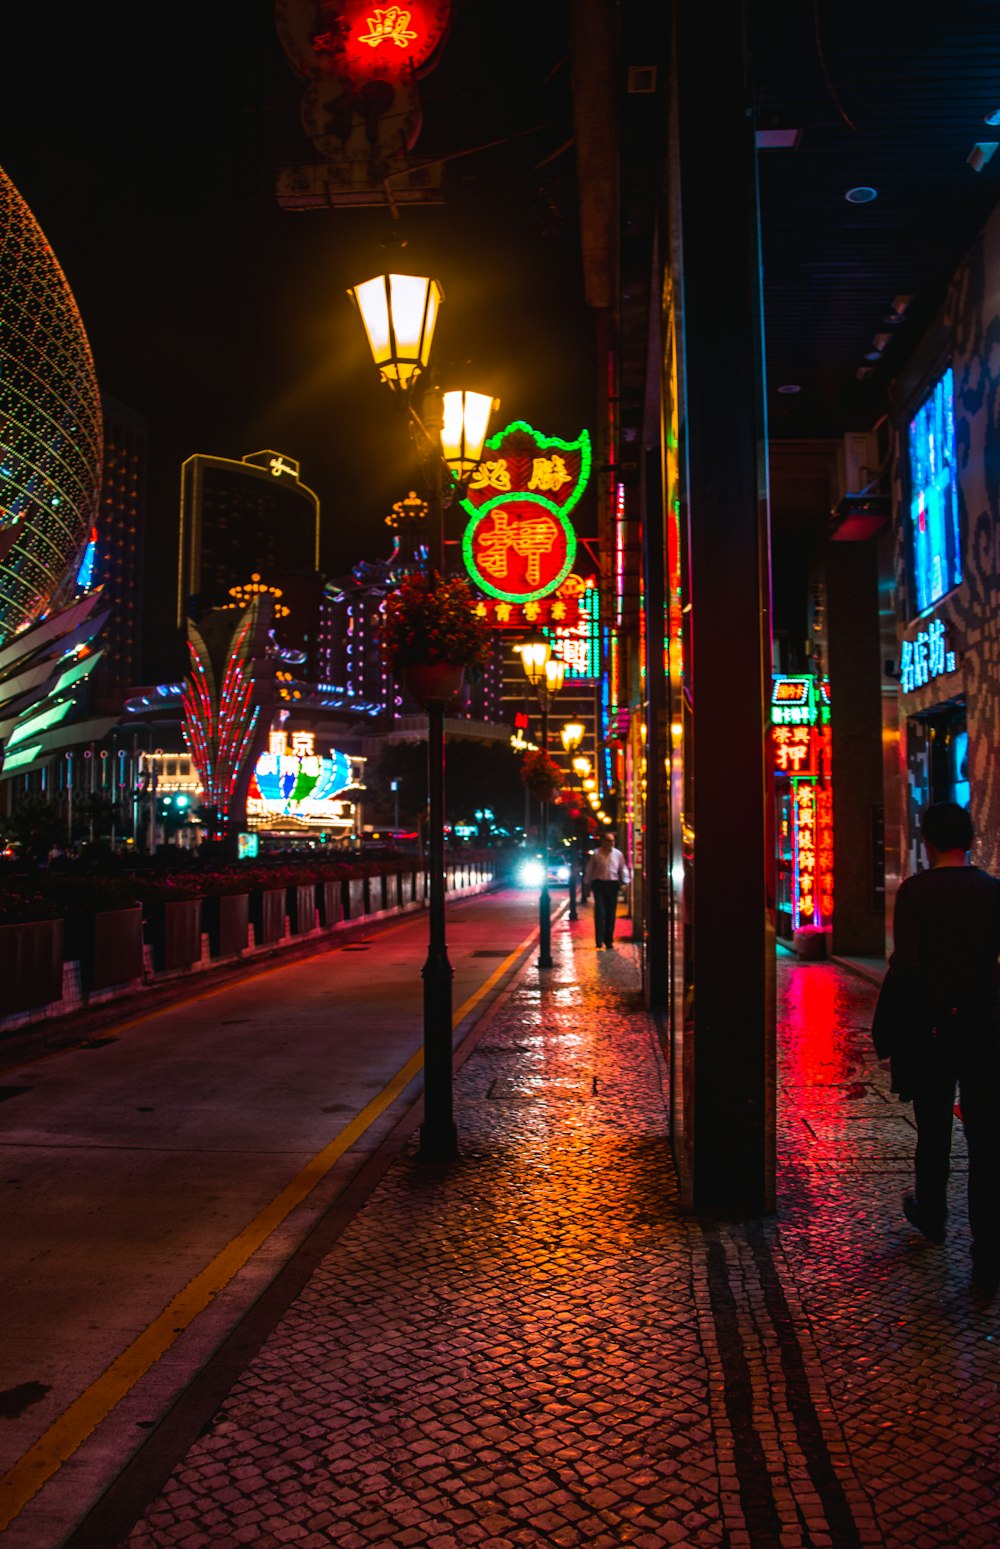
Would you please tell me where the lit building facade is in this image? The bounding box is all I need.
[91,394,147,712]
[0,164,116,785]
[177,450,321,661]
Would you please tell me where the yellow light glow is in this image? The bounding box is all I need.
[515,634,550,685]
[573,755,591,777]
[348,272,442,389]
[544,656,565,695]
[441,390,498,475]
[560,720,585,754]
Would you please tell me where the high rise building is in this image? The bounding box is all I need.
[91,393,146,711]
[177,450,321,661]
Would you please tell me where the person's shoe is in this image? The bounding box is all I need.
[903,1193,946,1244]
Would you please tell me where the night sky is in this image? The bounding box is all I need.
[0,0,595,679]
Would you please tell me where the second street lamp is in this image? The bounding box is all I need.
[516,633,565,969]
[560,720,585,922]
[348,268,497,1161]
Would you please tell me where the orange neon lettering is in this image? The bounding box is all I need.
[477,511,559,585]
[358,7,417,49]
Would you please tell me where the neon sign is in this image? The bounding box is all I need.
[299,0,451,80]
[772,677,833,930]
[461,422,591,603]
[907,366,961,617]
[899,617,957,693]
[248,731,355,823]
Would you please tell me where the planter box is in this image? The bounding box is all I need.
[203,894,249,958]
[0,918,64,1015]
[317,880,343,928]
[249,887,285,945]
[345,877,366,919]
[287,882,316,935]
[145,898,203,972]
[69,906,144,992]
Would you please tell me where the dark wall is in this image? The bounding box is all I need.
[826,538,885,955]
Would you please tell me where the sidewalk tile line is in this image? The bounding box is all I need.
[0,920,537,1531]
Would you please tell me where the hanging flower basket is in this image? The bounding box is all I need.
[401,660,466,705]
[380,573,491,699]
[521,749,564,804]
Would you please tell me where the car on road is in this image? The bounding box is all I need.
[516,853,573,888]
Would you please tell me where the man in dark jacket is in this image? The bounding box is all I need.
[882,801,1000,1294]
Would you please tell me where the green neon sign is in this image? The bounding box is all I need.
[460,421,591,603]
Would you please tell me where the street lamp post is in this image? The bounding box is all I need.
[349,269,497,1161]
[560,721,585,922]
[516,633,565,969]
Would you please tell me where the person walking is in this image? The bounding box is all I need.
[584,831,630,949]
[874,800,1000,1295]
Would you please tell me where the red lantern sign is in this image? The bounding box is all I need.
[276,0,452,83]
[460,421,592,603]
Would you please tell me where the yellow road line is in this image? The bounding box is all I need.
[0,924,533,1531]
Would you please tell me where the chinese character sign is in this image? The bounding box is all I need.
[277,0,452,82]
[250,742,353,817]
[461,421,591,602]
[899,616,957,693]
[771,675,834,930]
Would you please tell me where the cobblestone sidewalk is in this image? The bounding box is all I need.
[112,923,999,1549]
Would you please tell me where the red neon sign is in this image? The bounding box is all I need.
[292,1,452,80]
[460,422,592,603]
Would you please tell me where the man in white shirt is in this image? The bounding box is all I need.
[584,832,630,949]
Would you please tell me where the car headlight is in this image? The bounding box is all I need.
[519,860,545,887]
[554,865,570,882]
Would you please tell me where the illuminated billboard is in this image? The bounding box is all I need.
[460,421,591,603]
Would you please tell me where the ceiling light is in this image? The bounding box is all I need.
[864,351,882,362]
[845,186,878,203]
[985,109,1000,127]
[777,383,801,394]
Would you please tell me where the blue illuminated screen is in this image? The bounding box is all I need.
[907,366,961,616]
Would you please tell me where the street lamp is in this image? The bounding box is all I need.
[349,268,497,1162]
[560,721,585,921]
[516,632,565,968]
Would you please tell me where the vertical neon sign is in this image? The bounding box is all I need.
[772,676,833,930]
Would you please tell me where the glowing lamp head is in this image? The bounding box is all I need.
[441,389,499,477]
[347,272,442,390]
[544,655,565,696]
[572,755,591,778]
[515,631,551,686]
[560,721,585,755]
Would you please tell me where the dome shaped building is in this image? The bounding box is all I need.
[0,165,103,640]
[0,167,111,781]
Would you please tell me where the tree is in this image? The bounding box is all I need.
[1,794,63,863]
[370,737,527,834]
